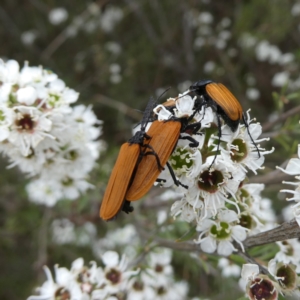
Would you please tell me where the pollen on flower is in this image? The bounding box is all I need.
[54,287,71,300]
[210,222,231,239]
[197,170,224,193]
[16,114,35,131]
[230,138,248,162]
[248,277,278,300]
[106,268,121,284]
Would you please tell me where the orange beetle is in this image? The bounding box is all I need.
[126,113,201,201]
[189,80,260,165]
[100,97,160,221]
[125,120,181,201]
[189,80,243,132]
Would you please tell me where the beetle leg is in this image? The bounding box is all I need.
[179,135,199,148]
[156,178,167,186]
[142,144,164,170]
[122,200,134,214]
[242,113,261,158]
[208,113,222,170]
[166,162,188,189]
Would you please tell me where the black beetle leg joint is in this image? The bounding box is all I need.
[122,200,134,214]
[156,178,167,187]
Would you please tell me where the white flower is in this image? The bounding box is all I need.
[99,7,124,32]
[173,94,195,118]
[16,86,37,105]
[219,110,273,175]
[275,240,300,272]
[48,7,68,25]
[0,105,13,141]
[101,251,138,295]
[195,210,247,256]
[0,59,20,83]
[51,219,76,245]
[21,30,37,45]
[26,179,63,206]
[241,264,259,281]
[27,266,59,300]
[171,198,198,222]
[277,145,300,175]
[218,258,241,277]
[272,71,289,87]
[153,105,173,121]
[278,144,300,214]
[186,160,241,218]
[8,106,53,156]
[0,59,103,207]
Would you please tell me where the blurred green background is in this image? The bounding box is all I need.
[1,0,300,299]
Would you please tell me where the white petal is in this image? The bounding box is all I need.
[0,83,12,102]
[283,158,300,175]
[16,86,37,105]
[200,236,216,253]
[0,127,9,141]
[38,117,52,132]
[102,251,119,267]
[153,105,172,120]
[241,263,259,280]
[54,266,72,285]
[5,60,20,83]
[218,210,238,223]
[217,240,235,256]
[71,257,84,271]
[62,88,79,104]
[232,225,247,241]
[267,258,277,278]
[49,79,65,92]
[293,205,300,227]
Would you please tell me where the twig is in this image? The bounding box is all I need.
[148,0,170,41]
[137,226,200,252]
[34,207,52,275]
[236,249,269,275]
[41,2,102,60]
[244,219,300,248]
[181,3,195,75]
[94,94,142,120]
[262,105,300,132]
[124,0,160,46]
[0,6,20,36]
[249,168,289,185]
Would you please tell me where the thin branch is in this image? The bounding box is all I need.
[94,94,142,120]
[236,249,269,275]
[136,225,200,252]
[181,3,195,74]
[148,0,170,40]
[41,3,102,60]
[244,219,300,248]
[262,105,300,132]
[34,207,52,275]
[124,0,160,47]
[249,168,290,185]
[0,6,20,37]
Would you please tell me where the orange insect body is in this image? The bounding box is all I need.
[100,97,157,221]
[190,80,243,132]
[126,120,181,201]
[190,79,260,165]
[206,82,243,122]
[100,143,141,220]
